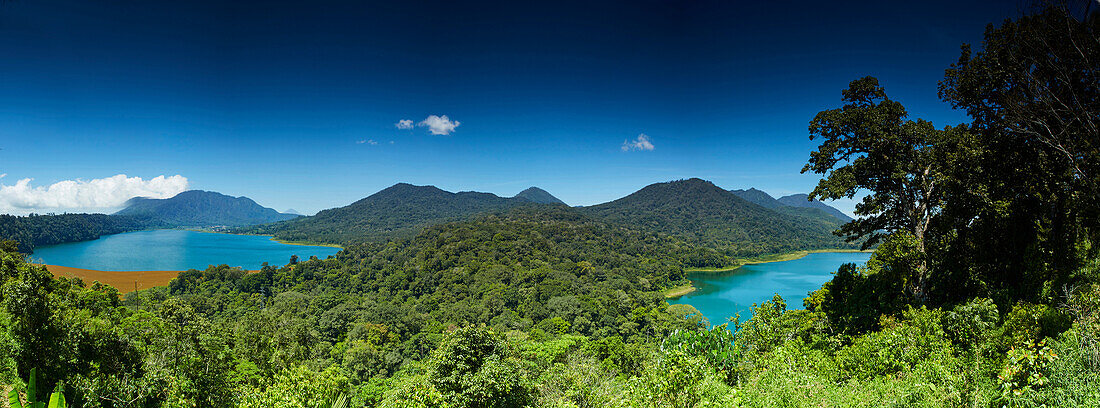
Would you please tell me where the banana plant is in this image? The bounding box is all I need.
[7,368,67,408]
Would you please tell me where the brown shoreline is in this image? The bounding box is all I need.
[44,265,183,294]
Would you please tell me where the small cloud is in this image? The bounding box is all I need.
[621,134,655,152]
[395,119,414,130]
[0,174,5,179]
[356,140,379,145]
[418,115,460,135]
[389,140,394,144]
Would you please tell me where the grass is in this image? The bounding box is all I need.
[193,229,344,249]
[266,237,344,248]
[686,249,871,273]
[42,264,185,294]
[664,284,697,298]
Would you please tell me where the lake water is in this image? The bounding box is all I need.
[668,252,872,327]
[31,230,342,271]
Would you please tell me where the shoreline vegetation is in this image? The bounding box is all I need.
[666,248,872,298]
[186,229,345,249]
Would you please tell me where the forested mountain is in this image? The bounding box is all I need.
[240,183,537,245]
[729,188,784,209]
[513,186,566,205]
[0,206,715,406]
[778,193,853,221]
[248,179,854,257]
[115,190,298,227]
[583,178,855,257]
[731,187,853,221]
[0,213,150,253]
[3,4,1096,408]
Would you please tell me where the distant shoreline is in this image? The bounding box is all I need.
[184,229,345,249]
[665,249,872,299]
[684,249,871,273]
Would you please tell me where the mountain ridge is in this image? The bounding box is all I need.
[115,190,298,227]
[514,187,567,205]
[777,193,853,222]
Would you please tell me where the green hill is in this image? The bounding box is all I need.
[778,193,853,221]
[513,187,566,205]
[729,188,784,209]
[240,183,536,245]
[583,178,855,257]
[732,187,853,222]
[115,190,298,228]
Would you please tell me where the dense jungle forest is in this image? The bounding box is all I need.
[2,2,1098,407]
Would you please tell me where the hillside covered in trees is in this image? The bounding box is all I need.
[1,2,1097,408]
[116,190,299,228]
[583,178,856,257]
[0,213,150,253]
[243,179,857,260]
[238,183,542,245]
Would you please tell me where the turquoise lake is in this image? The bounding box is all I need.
[669,252,872,327]
[31,230,342,271]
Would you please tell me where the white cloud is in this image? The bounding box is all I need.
[357,139,379,145]
[395,119,414,130]
[0,174,188,214]
[418,115,460,135]
[0,174,5,179]
[621,134,655,152]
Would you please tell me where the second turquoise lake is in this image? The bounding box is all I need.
[668,252,873,326]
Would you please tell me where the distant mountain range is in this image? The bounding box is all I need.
[240,178,856,257]
[583,179,852,256]
[115,190,299,227]
[239,183,568,244]
[3,180,856,257]
[731,188,853,222]
[776,193,853,222]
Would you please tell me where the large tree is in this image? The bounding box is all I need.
[936,0,1100,299]
[803,76,970,301]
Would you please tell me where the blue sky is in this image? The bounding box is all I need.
[0,0,1022,215]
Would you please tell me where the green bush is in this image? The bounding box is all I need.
[944,297,999,349]
[835,306,953,379]
[1000,302,1071,349]
[427,327,532,408]
[662,325,738,384]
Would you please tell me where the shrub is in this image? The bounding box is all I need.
[427,326,531,408]
[662,324,738,384]
[835,306,953,379]
[944,297,999,349]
